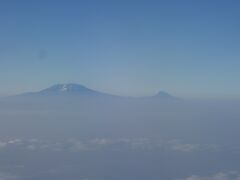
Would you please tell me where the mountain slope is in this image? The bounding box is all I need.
[153,91,178,100]
[6,83,179,101]
[19,83,112,97]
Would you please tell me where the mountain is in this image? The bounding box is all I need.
[7,83,178,101]
[34,84,104,96]
[153,91,178,99]
[17,83,113,98]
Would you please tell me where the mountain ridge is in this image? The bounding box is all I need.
[8,83,178,100]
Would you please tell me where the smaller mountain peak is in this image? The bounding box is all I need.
[156,91,171,96]
[153,91,177,99]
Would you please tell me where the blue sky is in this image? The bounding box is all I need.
[0,0,240,98]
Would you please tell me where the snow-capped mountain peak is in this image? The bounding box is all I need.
[40,83,91,93]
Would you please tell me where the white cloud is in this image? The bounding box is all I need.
[168,139,218,153]
[0,138,219,153]
[0,172,17,180]
[171,143,200,152]
[90,138,114,145]
[183,171,240,180]
[0,139,22,150]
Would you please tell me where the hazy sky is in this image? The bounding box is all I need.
[0,0,240,98]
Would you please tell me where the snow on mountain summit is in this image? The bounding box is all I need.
[40,84,89,92]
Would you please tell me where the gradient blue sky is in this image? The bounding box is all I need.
[0,0,240,98]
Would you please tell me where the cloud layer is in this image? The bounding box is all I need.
[0,137,218,153]
[183,171,240,180]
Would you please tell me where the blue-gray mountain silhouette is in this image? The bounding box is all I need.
[12,83,178,100]
[153,91,177,99]
[18,83,110,97]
